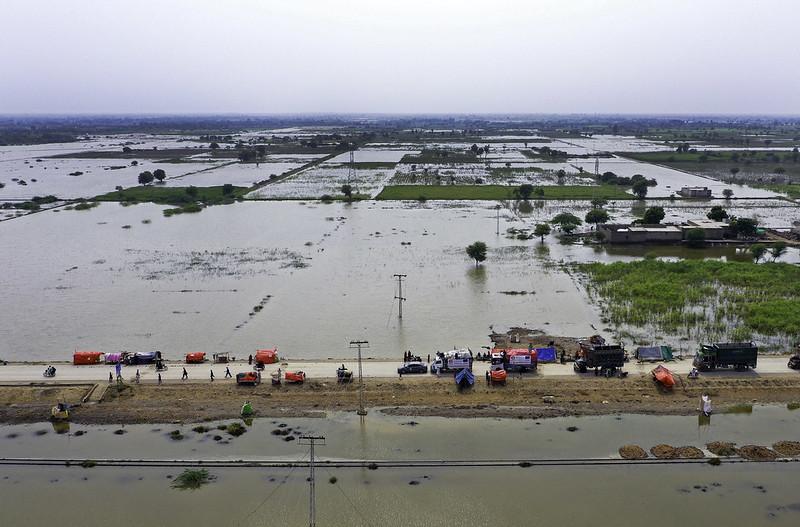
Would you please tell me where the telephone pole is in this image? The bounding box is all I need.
[299,435,325,527]
[393,274,407,319]
[495,204,501,235]
[349,340,369,416]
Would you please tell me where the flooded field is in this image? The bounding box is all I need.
[2,407,800,526]
[0,199,798,361]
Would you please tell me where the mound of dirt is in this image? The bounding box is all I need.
[619,445,648,459]
[707,441,738,457]
[772,441,800,457]
[674,446,704,459]
[650,444,677,459]
[738,445,779,461]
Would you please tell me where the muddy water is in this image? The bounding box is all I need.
[2,408,800,526]
[1,199,798,361]
[0,201,605,361]
[2,406,800,461]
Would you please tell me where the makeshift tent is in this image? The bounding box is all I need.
[636,346,675,362]
[126,351,159,365]
[73,351,103,365]
[104,353,123,364]
[255,349,278,364]
[535,347,557,363]
[636,346,662,362]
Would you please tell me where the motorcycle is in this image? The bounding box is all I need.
[43,366,56,378]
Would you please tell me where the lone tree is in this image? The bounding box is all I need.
[585,208,610,227]
[642,206,665,224]
[153,168,166,183]
[730,216,758,238]
[534,223,551,242]
[209,142,220,150]
[707,206,728,222]
[749,243,767,263]
[729,167,740,177]
[518,184,534,200]
[632,179,649,199]
[550,212,583,234]
[723,188,734,199]
[138,171,154,186]
[685,228,706,248]
[770,241,787,262]
[341,184,353,201]
[590,198,608,209]
[222,183,234,196]
[466,241,487,267]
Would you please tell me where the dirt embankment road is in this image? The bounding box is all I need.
[2,374,800,424]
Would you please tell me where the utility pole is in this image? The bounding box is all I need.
[393,274,407,319]
[495,204,501,235]
[347,150,355,186]
[299,435,325,527]
[349,340,369,416]
[594,156,600,177]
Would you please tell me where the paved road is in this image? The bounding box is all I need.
[0,356,795,384]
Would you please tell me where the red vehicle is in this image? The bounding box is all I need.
[236,371,260,386]
[185,352,206,364]
[73,351,103,365]
[504,348,538,372]
[255,348,278,365]
[651,365,675,389]
[284,371,306,384]
[486,366,507,385]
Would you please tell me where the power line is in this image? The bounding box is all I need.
[322,466,377,527]
[236,451,307,526]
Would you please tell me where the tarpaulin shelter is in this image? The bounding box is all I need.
[535,347,557,363]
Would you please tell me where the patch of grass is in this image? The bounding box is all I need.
[226,422,247,437]
[169,430,184,441]
[787,402,800,411]
[94,185,247,207]
[577,259,800,339]
[171,468,214,490]
[376,185,632,201]
[723,403,754,415]
[163,203,204,217]
[192,425,210,434]
[73,201,99,211]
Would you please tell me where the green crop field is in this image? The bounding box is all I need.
[375,184,633,200]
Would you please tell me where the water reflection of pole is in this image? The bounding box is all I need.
[299,435,325,527]
[350,340,369,416]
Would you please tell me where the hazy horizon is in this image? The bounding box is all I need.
[2,0,799,115]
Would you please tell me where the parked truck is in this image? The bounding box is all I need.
[574,344,626,377]
[430,349,472,374]
[693,342,758,371]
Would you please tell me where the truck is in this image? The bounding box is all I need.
[494,348,538,373]
[430,349,472,374]
[693,342,758,371]
[574,344,626,377]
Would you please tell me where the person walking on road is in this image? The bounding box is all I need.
[157,373,162,385]
[135,369,140,384]
[108,372,113,383]
[225,366,232,379]
[182,367,188,380]
[210,369,215,382]
[248,354,253,365]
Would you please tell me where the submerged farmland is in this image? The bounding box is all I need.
[576,259,800,349]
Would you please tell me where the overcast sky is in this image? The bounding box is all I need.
[1,0,798,115]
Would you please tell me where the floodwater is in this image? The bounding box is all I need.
[2,408,800,526]
[1,200,798,361]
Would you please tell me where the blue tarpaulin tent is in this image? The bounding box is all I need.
[535,347,557,363]
[636,346,662,361]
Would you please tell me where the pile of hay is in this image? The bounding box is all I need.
[650,444,677,459]
[772,441,800,457]
[619,445,648,459]
[674,446,704,459]
[707,441,738,457]
[737,445,778,461]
